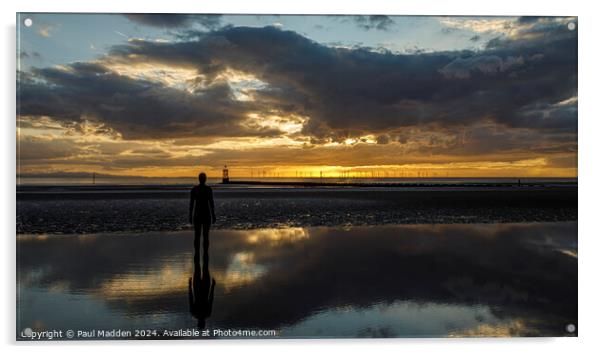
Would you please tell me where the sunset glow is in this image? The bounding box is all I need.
[17,14,577,179]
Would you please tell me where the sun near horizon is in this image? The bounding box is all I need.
[17,15,577,180]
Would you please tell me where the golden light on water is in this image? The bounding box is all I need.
[214,251,268,292]
[99,264,190,298]
[246,228,310,245]
[96,255,268,297]
[448,319,531,337]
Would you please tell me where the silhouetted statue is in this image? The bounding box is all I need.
[188,172,217,328]
[188,235,216,329]
[189,172,217,257]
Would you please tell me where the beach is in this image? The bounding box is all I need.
[17,222,577,338]
[16,183,578,338]
[17,184,577,234]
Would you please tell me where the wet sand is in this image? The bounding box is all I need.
[16,184,578,339]
[17,186,577,234]
[17,223,577,339]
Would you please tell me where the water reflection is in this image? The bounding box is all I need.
[245,228,310,245]
[17,223,577,338]
[188,232,215,329]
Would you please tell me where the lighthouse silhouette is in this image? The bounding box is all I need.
[222,165,229,184]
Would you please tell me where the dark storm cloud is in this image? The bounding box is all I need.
[19,17,576,147]
[353,15,395,31]
[486,17,576,49]
[517,16,546,24]
[327,15,394,31]
[124,14,222,29]
[115,19,575,137]
[17,63,281,140]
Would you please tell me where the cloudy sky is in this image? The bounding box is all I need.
[17,14,577,178]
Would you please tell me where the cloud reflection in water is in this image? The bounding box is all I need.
[17,222,576,338]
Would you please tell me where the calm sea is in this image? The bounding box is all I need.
[17,176,577,187]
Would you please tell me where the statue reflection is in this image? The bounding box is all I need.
[188,231,216,329]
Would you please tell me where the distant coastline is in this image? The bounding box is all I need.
[16,175,578,188]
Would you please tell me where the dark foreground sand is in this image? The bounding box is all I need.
[17,186,577,234]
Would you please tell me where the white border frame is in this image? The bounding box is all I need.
[3,1,599,353]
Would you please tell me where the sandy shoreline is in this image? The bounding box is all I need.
[17,186,577,234]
